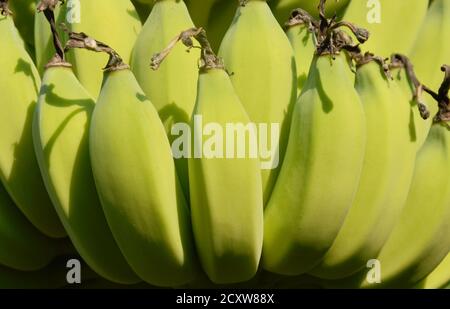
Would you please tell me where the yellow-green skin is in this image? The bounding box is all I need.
[344,0,428,56]
[219,0,297,204]
[415,253,450,289]
[410,0,450,106]
[0,180,67,271]
[50,0,141,98]
[0,16,64,238]
[206,0,238,52]
[286,22,315,92]
[33,66,140,284]
[310,61,417,279]
[263,53,366,276]
[90,69,198,287]
[131,0,199,200]
[188,69,264,284]
[131,0,153,23]
[8,0,36,47]
[392,67,432,151]
[186,0,217,27]
[362,124,450,288]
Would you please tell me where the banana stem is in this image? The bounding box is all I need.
[151,27,224,73]
[0,0,11,16]
[62,27,129,72]
[356,52,392,80]
[423,65,450,123]
[391,54,431,120]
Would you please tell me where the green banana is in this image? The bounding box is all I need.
[0,10,65,238]
[131,0,154,23]
[285,9,317,92]
[33,29,140,283]
[205,0,236,52]
[310,56,418,279]
[131,0,199,199]
[87,35,198,287]
[218,0,297,204]
[269,0,350,23]
[35,0,141,98]
[409,0,450,104]
[344,0,428,56]
[415,254,450,289]
[0,179,70,271]
[153,28,264,284]
[185,0,217,27]
[262,11,368,275]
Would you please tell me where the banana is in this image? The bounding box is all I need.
[310,55,417,279]
[0,179,71,271]
[35,0,141,98]
[185,0,217,27]
[409,0,450,104]
[33,15,140,282]
[151,28,263,284]
[344,0,428,56]
[218,0,297,204]
[263,11,368,274]
[285,9,317,92]
[80,33,198,287]
[0,8,65,238]
[269,0,350,23]
[361,68,450,288]
[205,0,236,52]
[131,0,200,200]
[415,254,450,289]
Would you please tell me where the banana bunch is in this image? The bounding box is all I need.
[0,9,64,238]
[131,0,199,198]
[263,15,367,275]
[219,0,297,204]
[34,0,141,98]
[344,0,428,56]
[416,254,450,289]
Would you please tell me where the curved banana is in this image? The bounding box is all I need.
[33,48,139,282]
[0,179,69,271]
[218,0,297,204]
[88,39,198,287]
[363,107,450,287]
[344,0,428,56]
[263,50,366,275]
[285,9,316,92]
[311,56,417,279]
[0,10,64,238]
[415,254,450,289]
[409,0,450,105]
[35,0,141,98]
[131,0,200,199]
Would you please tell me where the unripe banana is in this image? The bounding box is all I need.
[0,12,65,238]
[218,0,297,204]
[185,0,217,27]
[88,42,197,287]
[263,52,366,276]
[35,0,141,98]
[151,27,264,284]
[8,0,36,48]
[33,56,139,284]
[344,0,428,56]
[131,0,153,23]
[363,123,450,288]
[311,57,417,279]
[206,0,236,52]
[409,0,450,102]
[0,180,70,271]
[131,0,200,199]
